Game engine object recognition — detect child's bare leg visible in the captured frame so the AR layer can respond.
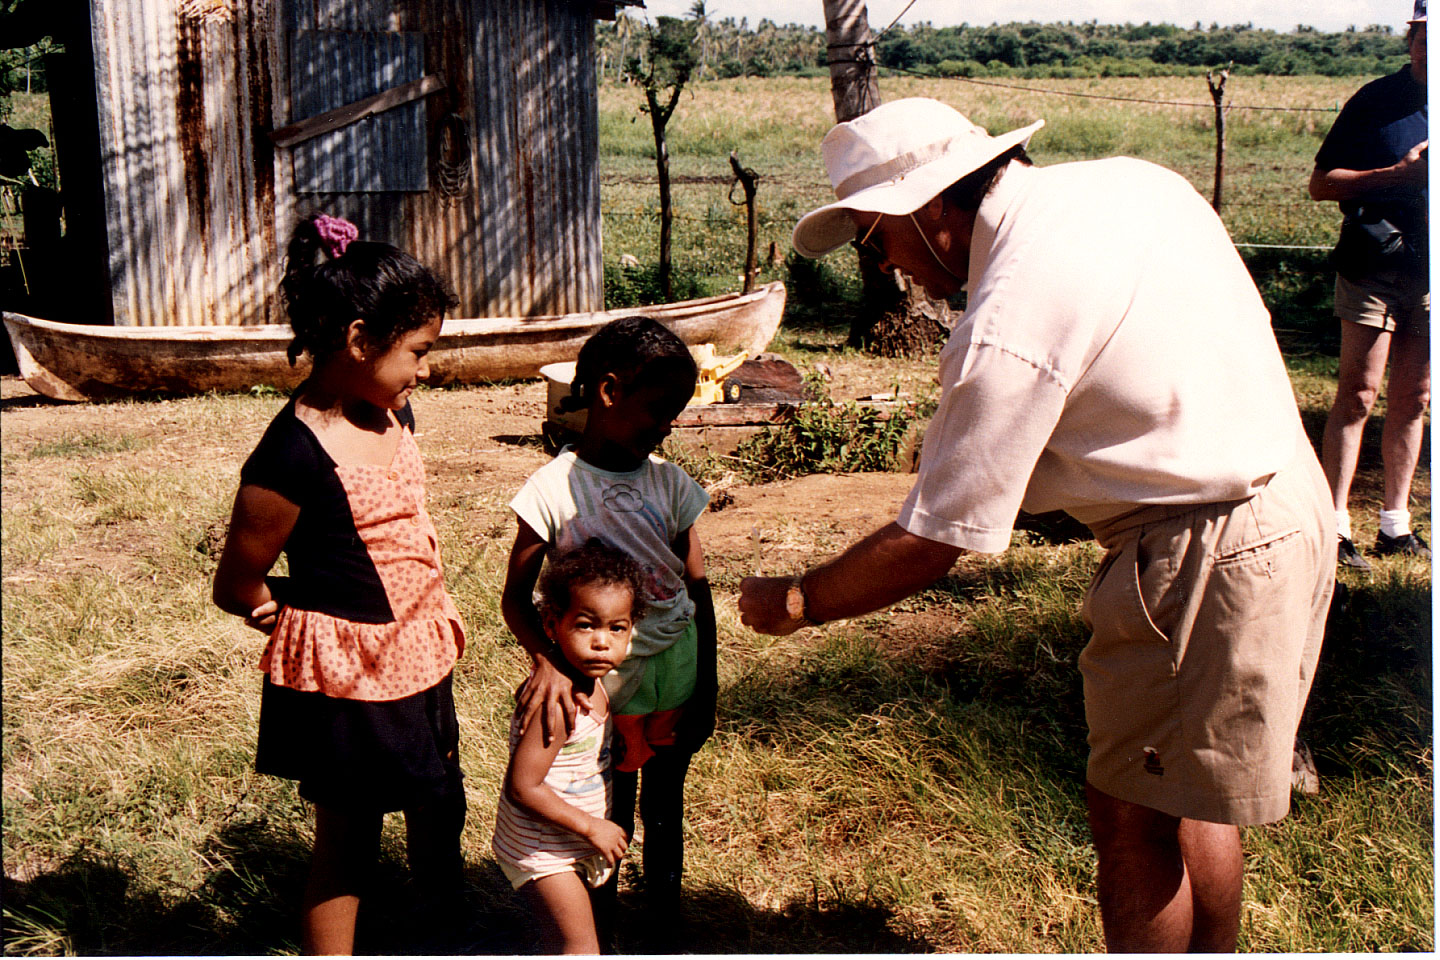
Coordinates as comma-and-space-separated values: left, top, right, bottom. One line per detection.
523, 870, 600, 955
590, 869, 619, 953
404, 793, 468, 949
302, 804, 382, 955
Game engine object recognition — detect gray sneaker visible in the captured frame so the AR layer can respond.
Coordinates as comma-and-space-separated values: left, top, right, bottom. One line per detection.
1337, 536, 1373, 572
1373, 530, 1432, 559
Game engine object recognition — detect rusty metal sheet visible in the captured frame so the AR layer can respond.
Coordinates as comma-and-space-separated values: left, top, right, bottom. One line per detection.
290, 30, 428, 192
85, 0, 604, 326
90, 0, 281, 326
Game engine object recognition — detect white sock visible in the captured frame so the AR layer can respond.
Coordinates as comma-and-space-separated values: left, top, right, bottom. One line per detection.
1379, 508, 1412, 539
1335, 510, 1353, 541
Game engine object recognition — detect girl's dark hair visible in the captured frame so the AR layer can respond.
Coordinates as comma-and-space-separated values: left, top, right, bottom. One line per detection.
940, 145, 1032, 212
280, 214, 459, 365
537, 538, 649, 622
557, 315, 698, 414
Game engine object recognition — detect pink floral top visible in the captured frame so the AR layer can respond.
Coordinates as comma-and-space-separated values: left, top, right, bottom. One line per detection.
242, 401, 465, 702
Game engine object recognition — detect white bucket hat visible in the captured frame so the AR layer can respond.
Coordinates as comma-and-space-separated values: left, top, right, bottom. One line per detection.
792, 98, 1044, 259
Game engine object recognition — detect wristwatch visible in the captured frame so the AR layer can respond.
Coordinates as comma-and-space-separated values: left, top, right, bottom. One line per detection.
784, 575, 821, 627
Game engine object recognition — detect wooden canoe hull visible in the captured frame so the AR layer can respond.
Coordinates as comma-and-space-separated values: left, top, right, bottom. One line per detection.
2, 282, 786, 402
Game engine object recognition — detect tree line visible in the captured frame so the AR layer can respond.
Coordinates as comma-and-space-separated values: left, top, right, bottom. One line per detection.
597, 13, 1410, 81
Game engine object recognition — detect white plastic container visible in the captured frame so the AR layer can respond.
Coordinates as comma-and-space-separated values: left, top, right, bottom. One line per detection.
539, 361, 587, 433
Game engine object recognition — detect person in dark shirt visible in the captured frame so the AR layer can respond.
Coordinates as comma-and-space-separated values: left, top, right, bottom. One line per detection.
1311, 0, 1431, 570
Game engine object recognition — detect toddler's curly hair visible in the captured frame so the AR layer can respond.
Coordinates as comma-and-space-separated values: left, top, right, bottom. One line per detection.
537, 538, 649, 622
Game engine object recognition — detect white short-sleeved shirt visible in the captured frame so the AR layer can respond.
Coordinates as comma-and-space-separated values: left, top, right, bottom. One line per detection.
511, 448, 709, 704
898, 158, 1302, 553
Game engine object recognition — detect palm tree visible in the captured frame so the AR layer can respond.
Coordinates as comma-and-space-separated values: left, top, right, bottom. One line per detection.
614, 9, 635, 82
688, 1, 711, 80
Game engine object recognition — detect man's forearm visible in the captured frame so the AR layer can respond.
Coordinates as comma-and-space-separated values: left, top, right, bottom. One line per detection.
1309, 162, 1422, 203
739, 522, 964, 635
801, 522, 964, 623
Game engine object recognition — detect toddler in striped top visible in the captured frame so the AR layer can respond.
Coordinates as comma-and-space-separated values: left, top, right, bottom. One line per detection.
492, 539, 646, 954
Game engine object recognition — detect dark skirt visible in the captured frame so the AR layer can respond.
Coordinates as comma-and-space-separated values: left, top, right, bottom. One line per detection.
256, 672, 463, 813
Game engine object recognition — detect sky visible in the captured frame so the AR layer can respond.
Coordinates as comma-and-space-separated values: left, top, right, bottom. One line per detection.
633, 1, 1417, 35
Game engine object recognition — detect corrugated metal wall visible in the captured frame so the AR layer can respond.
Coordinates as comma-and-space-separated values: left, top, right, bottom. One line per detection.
91, 0, 280, 326
288, 30, 429, 193
466, 0, 603, 318
90, 0, 602, 326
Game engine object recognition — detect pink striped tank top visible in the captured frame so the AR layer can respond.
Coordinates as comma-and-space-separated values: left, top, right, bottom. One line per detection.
491, 699, 613, 875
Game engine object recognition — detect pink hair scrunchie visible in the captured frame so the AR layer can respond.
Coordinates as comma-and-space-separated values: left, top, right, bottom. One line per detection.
313, 214, 358, 259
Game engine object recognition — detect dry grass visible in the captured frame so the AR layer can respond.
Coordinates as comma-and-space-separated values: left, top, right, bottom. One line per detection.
1, 350, 1429, 954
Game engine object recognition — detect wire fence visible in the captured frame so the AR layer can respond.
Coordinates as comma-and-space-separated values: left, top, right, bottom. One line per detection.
604, 46, 1361, 255
603, 180, 1325, 209
877, 63, 1342, 112
599, 209, 1331, 252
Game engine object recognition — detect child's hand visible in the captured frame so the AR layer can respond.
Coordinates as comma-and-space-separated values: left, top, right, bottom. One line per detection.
517, 654, 592, 746
245, 600, 280, 633
585, 818, 630, 866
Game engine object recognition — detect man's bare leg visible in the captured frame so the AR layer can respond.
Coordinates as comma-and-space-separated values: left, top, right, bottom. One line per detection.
1177, 817, 1243, 952
1087, 783, 1242, 953
1379, 326, 1431, 512
1321, 320, 1390, 512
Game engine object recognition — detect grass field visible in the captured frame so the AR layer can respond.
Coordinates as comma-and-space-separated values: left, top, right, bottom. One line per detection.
2, 73, 1433, 954
597, 74, 1361, 297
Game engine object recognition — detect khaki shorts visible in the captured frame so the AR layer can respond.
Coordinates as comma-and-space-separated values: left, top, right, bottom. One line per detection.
1335, 270, 1430, 336
1079, 439, 1335, 826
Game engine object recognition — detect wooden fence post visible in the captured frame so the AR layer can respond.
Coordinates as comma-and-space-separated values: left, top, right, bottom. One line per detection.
1206, 65, 1230, 213
729, 151, 759, 293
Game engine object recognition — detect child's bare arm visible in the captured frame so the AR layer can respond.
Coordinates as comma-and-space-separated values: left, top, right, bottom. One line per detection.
505, 720, 630, 865
213, 485, 300, 632
500, 520, 591, 743
673, 525, 717, 752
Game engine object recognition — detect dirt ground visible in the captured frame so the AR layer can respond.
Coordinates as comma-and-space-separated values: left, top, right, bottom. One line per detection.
0, 373, 919, 581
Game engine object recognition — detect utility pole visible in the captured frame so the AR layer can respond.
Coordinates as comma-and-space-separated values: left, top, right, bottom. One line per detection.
822, 0, 879, 122
819, 0, 950, 356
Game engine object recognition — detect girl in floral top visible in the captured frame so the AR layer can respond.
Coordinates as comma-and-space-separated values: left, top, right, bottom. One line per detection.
213, 214, 465, 955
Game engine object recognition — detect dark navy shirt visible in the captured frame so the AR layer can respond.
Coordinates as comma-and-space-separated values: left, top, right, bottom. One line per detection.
1314, 66, 1428, 231
240, 400, 416, 624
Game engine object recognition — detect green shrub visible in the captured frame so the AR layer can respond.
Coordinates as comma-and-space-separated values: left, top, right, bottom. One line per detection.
936, 59, 989, 77
731, 392, 918, 481
784, 249, 848, 305
603, 259, 704, 308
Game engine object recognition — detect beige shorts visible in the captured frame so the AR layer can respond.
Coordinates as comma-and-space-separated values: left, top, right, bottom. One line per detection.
498, 852, 614, 891
1079, 439, 1335, 826
1334, 270, 1430, 336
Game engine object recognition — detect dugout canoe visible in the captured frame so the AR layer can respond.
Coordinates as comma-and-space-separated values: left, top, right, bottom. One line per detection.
2, 282, 787, 403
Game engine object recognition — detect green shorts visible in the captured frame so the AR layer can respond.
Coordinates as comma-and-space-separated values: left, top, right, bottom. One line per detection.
614, 619, 697, 716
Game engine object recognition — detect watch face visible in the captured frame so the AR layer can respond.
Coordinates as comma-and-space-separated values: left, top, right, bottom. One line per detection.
785, 583, 806, 621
